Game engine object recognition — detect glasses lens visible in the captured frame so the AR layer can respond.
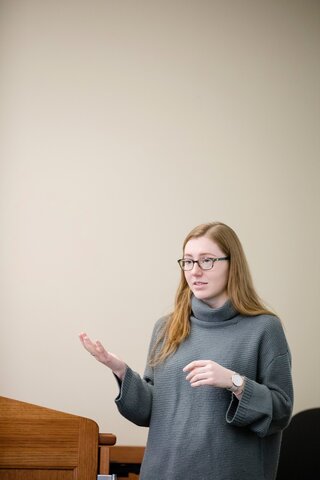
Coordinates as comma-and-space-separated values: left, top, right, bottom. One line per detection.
179, 259, 193, 270
199, 258, 214, 270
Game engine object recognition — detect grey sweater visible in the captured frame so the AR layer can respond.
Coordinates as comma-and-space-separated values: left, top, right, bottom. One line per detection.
115, 297, 293, 480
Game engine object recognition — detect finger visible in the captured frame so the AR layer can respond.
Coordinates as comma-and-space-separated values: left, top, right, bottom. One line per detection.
83, 337, 95, 350
94, 341, 109, 358
188, 370, 209, 382
95, 340, 106, 352
78, 332, 87, 344
185, 368, 207, 381
94, 341, 113, 363
189, 378, 209, 387
183, 360, 208, 372
79, 332, 92, 344
80, 335, 99, 356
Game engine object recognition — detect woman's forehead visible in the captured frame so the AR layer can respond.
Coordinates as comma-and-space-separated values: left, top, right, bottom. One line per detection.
184, 236, 222, 255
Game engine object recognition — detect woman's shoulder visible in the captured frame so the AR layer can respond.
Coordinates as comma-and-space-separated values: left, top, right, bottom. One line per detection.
153, 314, 170, 332
240, 312, 286, 341
251, 312, 281, 325
252, 312, 283, 332
149, 314, 170, 340
247, 313, 290, 354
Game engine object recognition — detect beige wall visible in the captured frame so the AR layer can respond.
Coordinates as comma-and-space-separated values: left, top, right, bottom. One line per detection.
1, 0, 319, 445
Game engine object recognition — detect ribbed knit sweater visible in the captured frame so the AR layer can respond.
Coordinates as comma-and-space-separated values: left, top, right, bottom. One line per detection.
115, 297, 293, 480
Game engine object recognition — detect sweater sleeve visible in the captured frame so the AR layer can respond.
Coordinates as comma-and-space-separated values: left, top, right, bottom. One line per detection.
114, 365, 154, 426
226, 317, 294, 438
114, 316, 165, 427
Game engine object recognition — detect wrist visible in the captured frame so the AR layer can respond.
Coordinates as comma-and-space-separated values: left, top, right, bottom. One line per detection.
113, 364, 126, 381
227, 372, 245, 394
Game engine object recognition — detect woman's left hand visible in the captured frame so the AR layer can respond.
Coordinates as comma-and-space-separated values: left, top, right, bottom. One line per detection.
183, 360, 233, 389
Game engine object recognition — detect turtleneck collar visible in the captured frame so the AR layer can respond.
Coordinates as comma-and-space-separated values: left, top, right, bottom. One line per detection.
191, 295, 239, 324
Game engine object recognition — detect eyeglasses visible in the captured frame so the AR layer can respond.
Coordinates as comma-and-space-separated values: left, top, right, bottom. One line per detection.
177, 256, 230, 271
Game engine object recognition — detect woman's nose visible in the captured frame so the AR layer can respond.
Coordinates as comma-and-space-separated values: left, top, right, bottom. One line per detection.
192, 262, 203, 274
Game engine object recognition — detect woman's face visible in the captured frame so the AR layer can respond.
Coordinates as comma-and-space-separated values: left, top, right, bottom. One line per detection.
183, 236, 229, 309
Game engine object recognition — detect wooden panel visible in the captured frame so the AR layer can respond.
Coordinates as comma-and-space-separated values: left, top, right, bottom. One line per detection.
0, 470, 74, 480
0, 396, 99, 480
1, 418, 80, 467
109, 446, 145, 464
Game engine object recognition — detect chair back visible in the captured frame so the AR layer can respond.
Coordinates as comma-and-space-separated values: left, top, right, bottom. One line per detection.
276, 408, 320, 480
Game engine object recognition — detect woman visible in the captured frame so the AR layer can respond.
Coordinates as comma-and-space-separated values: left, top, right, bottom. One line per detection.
79, 221, 293, 480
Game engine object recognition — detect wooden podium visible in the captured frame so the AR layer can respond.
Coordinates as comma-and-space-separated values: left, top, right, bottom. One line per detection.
0, 396, 116, 480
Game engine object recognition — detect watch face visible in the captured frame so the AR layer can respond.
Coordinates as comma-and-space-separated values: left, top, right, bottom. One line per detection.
232, 374, 243, 387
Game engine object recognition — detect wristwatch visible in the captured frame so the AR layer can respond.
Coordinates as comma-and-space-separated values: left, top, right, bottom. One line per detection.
227, 373, 244, 393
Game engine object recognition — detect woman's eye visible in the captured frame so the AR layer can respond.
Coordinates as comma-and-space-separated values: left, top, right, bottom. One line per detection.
202, 258, 212, 264
183, 260, 193, 266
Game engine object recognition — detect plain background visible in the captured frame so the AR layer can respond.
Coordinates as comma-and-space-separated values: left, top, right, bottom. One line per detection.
1, 0, 319, 445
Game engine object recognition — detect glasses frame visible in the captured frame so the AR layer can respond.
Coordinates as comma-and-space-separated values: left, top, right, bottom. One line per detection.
177, 256, 230, 271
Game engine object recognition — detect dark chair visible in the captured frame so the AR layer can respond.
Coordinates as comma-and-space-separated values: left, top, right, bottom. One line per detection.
276, 408, 320, 480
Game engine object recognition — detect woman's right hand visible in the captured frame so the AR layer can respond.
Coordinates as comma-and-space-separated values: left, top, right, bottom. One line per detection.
78, 332, 126, 380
